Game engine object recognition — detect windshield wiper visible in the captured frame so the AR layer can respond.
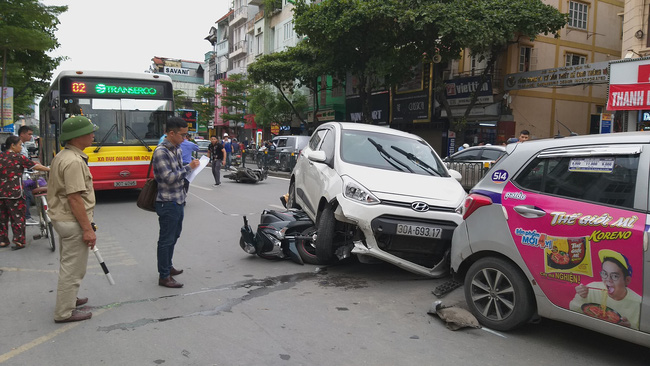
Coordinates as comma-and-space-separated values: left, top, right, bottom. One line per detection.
94, 123, 117, 153
390, 145, 442, 177
367, 138, 413, 173
125, 125, 152, 152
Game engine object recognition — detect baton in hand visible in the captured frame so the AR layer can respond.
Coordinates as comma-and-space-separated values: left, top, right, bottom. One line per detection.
92, 245, 115, 285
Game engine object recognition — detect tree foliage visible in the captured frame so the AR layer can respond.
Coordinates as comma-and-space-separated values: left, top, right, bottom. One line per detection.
248, 40, 330, 123
219, 74, 250, 126
195, 86, 216, 133
0, 0, 67, 119
292, 0, 567, 127
248, 84, 307, 129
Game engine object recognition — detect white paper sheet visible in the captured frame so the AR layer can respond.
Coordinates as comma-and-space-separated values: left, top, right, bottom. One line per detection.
186, 155, 210, 183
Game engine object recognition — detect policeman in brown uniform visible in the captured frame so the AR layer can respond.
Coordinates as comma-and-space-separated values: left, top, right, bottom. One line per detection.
49, 116, 99, 323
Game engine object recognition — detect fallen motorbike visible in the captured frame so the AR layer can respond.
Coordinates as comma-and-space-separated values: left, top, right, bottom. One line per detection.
240, 208, 319, 265
224, 167, 268, 183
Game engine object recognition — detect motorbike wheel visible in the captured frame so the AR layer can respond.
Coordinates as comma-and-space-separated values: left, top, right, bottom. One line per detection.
315, 203, 338, 263
279, 157, 289, 172
297, 226, 320, 265
287, 181, 300, 209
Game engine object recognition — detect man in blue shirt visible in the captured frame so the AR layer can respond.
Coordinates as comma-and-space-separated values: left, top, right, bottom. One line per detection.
152, 117, 199, 288
223, 133, 232, 170
180, 135, 199, 164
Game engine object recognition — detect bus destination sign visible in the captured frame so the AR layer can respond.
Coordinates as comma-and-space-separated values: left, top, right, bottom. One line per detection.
62, 78, 170, 98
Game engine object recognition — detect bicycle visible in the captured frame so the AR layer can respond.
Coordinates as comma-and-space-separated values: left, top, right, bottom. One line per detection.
25, 170, 55, 252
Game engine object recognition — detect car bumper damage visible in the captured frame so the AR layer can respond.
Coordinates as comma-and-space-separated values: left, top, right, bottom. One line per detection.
335, 195, 462, 278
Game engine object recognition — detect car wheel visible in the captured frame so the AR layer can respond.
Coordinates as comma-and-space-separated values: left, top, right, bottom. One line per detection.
464, 257, 535, 331
315, 204, 337, 263
287, 181, 300, 209
296, 226, 320, 265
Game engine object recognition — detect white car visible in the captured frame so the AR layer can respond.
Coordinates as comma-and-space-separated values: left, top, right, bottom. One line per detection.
288, 122, 466, 277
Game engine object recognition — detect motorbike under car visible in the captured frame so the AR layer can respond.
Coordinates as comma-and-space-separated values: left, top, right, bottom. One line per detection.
240, 209, 319, 265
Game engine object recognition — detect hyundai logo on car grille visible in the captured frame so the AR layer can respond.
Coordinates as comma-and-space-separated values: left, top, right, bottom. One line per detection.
119, 170, 131, 178
411, 201, 429, 212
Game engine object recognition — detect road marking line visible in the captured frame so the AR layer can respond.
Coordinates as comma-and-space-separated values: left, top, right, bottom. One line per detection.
0, 308, 107, 363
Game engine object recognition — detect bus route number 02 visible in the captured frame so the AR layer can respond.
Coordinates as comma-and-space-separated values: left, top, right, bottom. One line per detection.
72, 82, 87, 93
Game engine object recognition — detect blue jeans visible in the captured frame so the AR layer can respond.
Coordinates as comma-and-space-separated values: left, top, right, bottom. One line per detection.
155, 201, 184, 279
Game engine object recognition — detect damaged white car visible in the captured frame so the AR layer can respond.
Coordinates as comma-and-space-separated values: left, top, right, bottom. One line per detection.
287, 122, 466, 277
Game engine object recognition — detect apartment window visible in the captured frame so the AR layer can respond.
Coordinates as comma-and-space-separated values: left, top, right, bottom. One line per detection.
283, 21, 294, 41
519, 47, 532, 72
568, 1, 588, 30
256, 33, 263, 55
470, 54, 487, 75
565, 53, 586, 66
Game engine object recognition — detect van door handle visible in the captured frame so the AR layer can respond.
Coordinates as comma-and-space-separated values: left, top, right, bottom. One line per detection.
513, 205, 546, 218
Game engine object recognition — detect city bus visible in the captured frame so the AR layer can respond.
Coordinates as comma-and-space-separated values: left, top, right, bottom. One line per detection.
39, 71, 174, 190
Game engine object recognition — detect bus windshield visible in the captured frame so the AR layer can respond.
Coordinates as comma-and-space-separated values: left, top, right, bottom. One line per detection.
62, 97, 173, 145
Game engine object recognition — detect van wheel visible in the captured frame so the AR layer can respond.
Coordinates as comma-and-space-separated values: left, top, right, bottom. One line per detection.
315, 204, 337, 263
464, 257, 535, 331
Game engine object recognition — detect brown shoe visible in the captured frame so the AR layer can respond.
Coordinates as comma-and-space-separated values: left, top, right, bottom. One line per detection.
55, 309, 92, 323
75, 297, 88, 307
170, 267, 183, 276
159, 276, 183, 288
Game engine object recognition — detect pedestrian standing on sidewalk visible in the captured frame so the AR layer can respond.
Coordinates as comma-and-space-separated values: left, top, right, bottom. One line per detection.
208, 136, 226, 187
48, 116, 98, 323
223, 133, 232, 170
17, 125, 37, 226
153, 117, 199, 288
180, 134, 199, 192
0, 136, 49, 250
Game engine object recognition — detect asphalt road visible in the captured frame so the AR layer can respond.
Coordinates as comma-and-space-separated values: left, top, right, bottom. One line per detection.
1, 168, 649, 365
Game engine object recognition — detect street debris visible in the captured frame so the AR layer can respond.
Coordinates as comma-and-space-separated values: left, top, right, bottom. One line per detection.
428, 300, 481, 331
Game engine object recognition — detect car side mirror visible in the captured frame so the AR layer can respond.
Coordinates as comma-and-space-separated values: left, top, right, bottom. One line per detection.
307, 150, 327, 163
448, 169, 462, 182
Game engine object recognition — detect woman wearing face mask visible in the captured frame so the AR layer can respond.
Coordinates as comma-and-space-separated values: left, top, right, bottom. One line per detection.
0, 135, 49, 250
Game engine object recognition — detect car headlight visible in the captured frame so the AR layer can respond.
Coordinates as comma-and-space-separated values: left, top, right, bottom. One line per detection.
342, 175, 380, 205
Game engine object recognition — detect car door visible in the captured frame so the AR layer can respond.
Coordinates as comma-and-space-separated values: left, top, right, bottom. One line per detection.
501, 145, 648, 331
295, 128, 328, 217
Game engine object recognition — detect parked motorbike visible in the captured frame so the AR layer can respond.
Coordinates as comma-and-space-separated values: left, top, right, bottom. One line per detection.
240, 209, 319, 265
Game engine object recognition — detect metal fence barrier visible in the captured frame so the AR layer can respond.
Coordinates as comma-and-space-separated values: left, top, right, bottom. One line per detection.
241, 150, 298, 172
445, 162, 491, 191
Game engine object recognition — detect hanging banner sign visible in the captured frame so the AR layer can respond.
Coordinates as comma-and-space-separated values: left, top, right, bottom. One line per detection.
606, 83, 650, 110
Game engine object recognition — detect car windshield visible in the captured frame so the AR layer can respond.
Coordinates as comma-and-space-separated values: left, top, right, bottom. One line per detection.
340, 129, 447, 176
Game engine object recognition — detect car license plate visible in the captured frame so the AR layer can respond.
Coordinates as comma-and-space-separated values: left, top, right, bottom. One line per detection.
114, 181, 137, 187
396, 224, 442, 238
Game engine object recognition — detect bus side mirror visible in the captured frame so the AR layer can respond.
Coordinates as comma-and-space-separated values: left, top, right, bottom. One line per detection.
48, 90, 60, 124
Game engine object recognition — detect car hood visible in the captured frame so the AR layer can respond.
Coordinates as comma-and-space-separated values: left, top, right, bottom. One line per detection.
339, 165, 466, 208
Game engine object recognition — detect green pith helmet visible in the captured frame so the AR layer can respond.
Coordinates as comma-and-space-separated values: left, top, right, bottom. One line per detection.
59, 115, 99, 142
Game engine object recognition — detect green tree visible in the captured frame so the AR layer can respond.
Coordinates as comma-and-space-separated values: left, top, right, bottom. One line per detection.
294, 0, 417, 124
248, 40, 331, 124
401, 0, 567, 132
293, 0, 566, 127
194, 86, 215, 134
0, 0, 67, 120
248, 84, 308, 129
173, 90, 190, 111
219, 74, 249, 127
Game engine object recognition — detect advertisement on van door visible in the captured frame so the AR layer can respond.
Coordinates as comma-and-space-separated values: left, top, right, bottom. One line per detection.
501, 182, 644, 329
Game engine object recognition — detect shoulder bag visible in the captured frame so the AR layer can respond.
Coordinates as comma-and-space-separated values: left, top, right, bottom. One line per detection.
136, 150, 158, 212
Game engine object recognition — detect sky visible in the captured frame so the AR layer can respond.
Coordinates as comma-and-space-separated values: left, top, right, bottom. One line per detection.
41, 0, 232, 81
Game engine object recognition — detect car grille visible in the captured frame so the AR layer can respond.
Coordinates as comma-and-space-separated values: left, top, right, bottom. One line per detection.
370, 215, 458, 267
380, 200, 457, 213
